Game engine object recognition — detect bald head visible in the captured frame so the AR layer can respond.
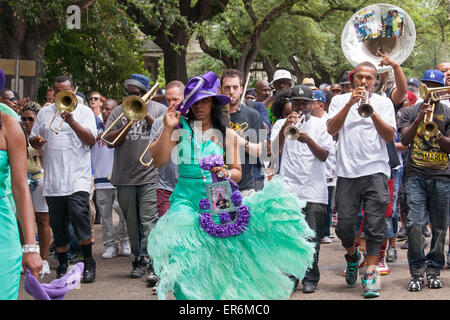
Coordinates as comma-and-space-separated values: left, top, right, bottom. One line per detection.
101, 99, 118, 122
255, 80, 272, 102
436, 62, 450, 86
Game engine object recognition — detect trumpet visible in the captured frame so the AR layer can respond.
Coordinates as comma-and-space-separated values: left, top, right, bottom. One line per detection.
419, 83, 450, 102
284, 113, 306, 140
101, 83, 159, 148
357, 88, 373, 118
49, 88, 78, 134
422, 98, 439, 138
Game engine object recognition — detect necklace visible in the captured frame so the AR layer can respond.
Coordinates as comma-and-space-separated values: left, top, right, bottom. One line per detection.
190, 120, 208, 182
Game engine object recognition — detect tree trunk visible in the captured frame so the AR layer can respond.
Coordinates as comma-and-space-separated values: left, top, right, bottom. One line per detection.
162, 40, 189, 84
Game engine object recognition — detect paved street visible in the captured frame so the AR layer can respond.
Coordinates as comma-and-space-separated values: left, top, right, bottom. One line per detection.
18, 223, 450, 300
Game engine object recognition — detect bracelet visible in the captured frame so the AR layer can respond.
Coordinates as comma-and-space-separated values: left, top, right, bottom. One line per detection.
226, 169, 232, 179
22, 244, 40, 254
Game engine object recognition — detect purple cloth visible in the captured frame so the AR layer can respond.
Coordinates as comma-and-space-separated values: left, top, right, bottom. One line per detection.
0, 68, 5, 91
24, 263, 84, 300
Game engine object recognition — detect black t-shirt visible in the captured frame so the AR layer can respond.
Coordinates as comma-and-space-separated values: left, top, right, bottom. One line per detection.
398, 102, 450, 180
230, 104, 266, 191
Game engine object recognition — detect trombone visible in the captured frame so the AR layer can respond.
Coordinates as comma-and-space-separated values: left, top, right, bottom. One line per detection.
49, 88, 78, 134
101, 83, 159, 147
284, 113, 306, 140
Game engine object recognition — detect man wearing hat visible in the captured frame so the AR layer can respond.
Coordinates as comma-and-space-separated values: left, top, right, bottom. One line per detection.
103, 74, 167, 279
398, 69, 450, 292
328, 61, 396, 298
339, 71, 352, 94
271, 85, 333, 294
302, 77, 318, 90
264, 69, 295, 124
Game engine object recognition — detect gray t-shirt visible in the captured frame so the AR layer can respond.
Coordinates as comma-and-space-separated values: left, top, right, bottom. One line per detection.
398, 101, 450, 181
106, 100, 167, 186
150, 116, 179, 191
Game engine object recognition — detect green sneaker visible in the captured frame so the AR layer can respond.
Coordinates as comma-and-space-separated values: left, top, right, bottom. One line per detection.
344, 251, 361, 286
362, 271, 380, 298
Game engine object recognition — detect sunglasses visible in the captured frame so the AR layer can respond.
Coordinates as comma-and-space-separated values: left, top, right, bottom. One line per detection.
21, 117, 35, 122
89, 97, 100, 101
6, 97, 17, 102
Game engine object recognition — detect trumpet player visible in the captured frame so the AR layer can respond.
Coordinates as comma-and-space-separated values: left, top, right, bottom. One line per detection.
271, 85, 333, 293
29, 75, 98, 283
398, 69, 450, 292
327, 61, 396, 298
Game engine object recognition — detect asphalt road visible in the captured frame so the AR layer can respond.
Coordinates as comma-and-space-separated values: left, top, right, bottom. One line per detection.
18, 223, 450, 301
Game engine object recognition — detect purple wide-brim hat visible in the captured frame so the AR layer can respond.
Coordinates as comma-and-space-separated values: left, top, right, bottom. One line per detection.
177, 71, 231, 116
0, 68, 5, 91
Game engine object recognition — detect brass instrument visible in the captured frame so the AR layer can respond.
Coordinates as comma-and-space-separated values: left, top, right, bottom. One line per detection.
49, 88, 78, 134
418, 83, 450, 138
419, 83, 450, 102
357, 88, 374, 118
101, 83, 159, 147
284, 113, 306, 140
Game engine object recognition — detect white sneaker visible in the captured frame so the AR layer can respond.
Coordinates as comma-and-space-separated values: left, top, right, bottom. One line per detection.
121, 240, 131, 256
102, 245, 118, 259
320, 236, 332, 244
40, 260, 51, 278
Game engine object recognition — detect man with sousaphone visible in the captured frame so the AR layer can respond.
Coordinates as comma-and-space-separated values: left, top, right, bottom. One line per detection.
102, 74, 166, 280
29, 75, 98, 283
398, 69, 450, 292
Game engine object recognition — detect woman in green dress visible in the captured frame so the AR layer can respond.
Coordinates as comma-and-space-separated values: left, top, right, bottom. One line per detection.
0, 110, 42, 300
148, 71, 315, 300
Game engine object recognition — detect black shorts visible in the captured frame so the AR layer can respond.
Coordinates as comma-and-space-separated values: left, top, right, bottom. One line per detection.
46, 191, 91, 247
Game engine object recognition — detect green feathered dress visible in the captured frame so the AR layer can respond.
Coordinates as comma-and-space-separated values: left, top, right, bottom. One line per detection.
147, 118, 315, 300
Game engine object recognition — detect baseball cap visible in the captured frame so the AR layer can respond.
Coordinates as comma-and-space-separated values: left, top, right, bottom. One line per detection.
291, 85, 313, 101
302, 77, 318, 90
270, 69, 292, 85
313, 90, 326, 103
339, 71, 351, 85
407, 78, 419, 87
421, 70, 445, 86
124, 74, 150, 93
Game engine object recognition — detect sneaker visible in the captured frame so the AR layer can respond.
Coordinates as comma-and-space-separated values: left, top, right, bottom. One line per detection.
130, 258, 146, 278
39, 260, 51, 278
152, 281, 159, 295
56, 263, 68, 279
342, 249, 366, 277
302, 282, 317, 294
344, 251, 361, 286
320, 236, 332, 244
121, 240, 131, 256
289, 274, 299, 292
397, 227, 407, 241
408, 273, 424, 292
426, 271, 443, 289
401, 240, 408, 249
69, 252, 84, 264
376, 248, 390, 275
329, 234, 335, 239
362, 271, 380, 298
386, 247, 397, 262
102, 245, 118, 259
146, 262, 160, 287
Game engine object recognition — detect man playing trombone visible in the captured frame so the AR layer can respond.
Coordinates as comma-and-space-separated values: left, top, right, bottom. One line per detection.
29, 75, 98, 283
102, 74, 166, 279
327, 61, 396, 298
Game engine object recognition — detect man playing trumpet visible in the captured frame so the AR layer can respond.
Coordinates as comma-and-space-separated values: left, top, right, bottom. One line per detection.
271, 84, 333, 293
327, 62, 396, 298
398, 69, 450, 292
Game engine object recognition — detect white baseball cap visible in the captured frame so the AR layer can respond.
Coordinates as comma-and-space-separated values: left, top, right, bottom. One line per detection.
270, 69, 292, 85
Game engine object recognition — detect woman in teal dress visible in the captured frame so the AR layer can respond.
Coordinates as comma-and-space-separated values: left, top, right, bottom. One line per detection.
148, 71, 315, 300
0, 111, 42, 300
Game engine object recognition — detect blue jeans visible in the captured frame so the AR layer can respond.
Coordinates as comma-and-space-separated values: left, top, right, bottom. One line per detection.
392, 167, 403, 234
405, 176, 449, 273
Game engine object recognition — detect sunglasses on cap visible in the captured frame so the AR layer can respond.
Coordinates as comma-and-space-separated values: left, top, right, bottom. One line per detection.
21, 116, 34, 122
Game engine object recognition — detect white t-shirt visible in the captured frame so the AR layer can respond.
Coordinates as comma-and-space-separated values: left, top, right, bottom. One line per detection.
317, 112, 337, 186
30, 103, 97, 196
328, 92, 396, 178
271, 115, 333, 204
91, 121, 115, 190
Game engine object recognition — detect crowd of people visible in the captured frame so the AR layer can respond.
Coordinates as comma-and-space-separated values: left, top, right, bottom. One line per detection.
0, 55, 449, 300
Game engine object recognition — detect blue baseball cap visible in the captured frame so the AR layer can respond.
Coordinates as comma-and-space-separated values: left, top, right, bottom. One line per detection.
124, 74, 150, 93
421, 70, 445, 86
313, 90, 326, 103
407, 78, 419, 87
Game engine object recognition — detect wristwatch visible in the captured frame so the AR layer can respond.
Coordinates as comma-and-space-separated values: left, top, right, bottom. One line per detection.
22, 244, 40, 254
